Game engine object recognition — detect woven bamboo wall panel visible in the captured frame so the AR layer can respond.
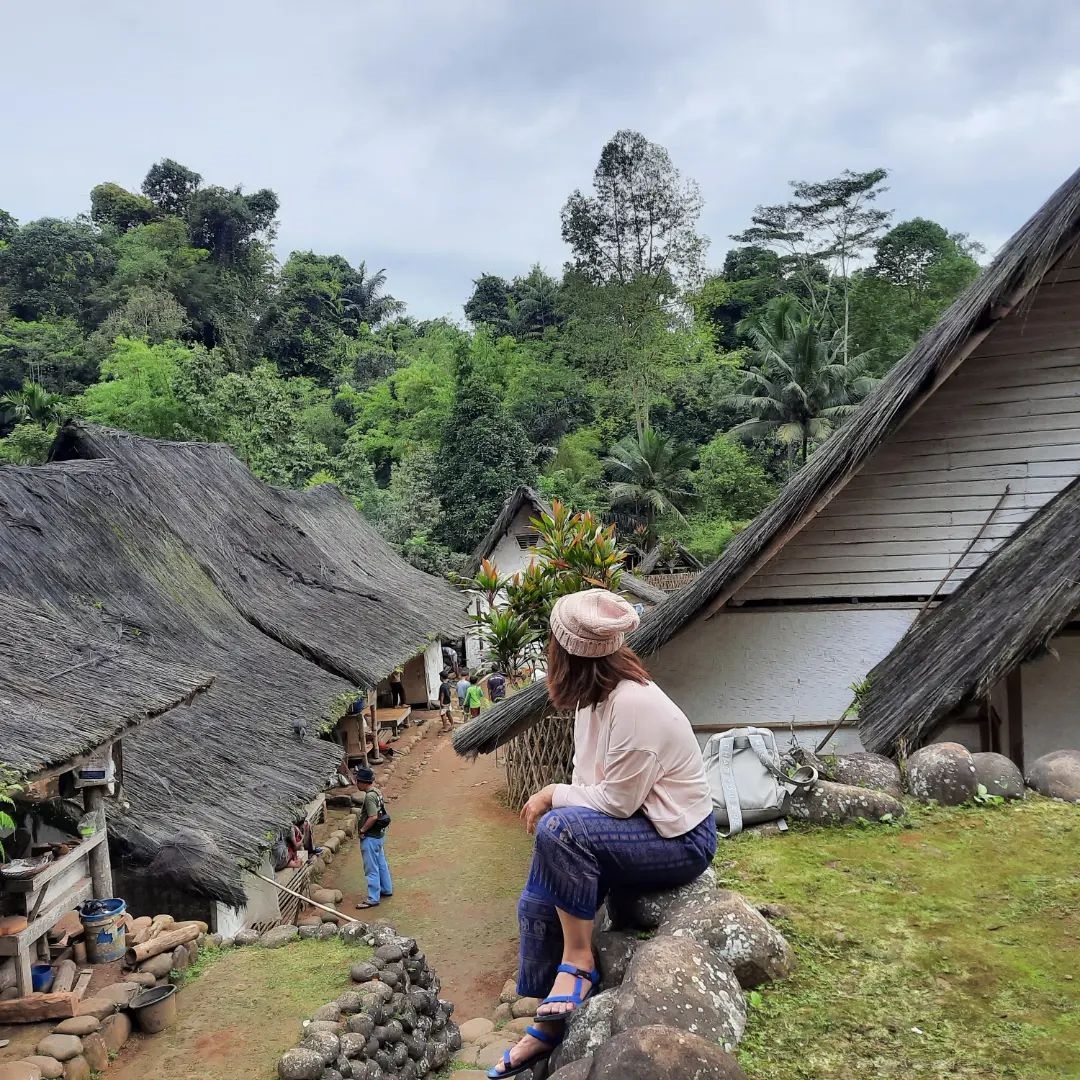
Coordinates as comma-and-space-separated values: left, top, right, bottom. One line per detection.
504, 713, 575, 810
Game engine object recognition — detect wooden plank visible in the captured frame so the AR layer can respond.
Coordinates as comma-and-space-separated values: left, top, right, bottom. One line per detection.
928, 360, 1080, 394
0, 992, 76, 1024
0, 878, 93, 956
896, 411, 1080, 443
72, 969, 92, 1000
819, 492, 1046, 517
737, 580, 966, 602
841, 476, 1070, 500
888, 427, 1080, 457
749, 566, 975, 589
786, 522, 1019, 546
765, 552, 984, 576
5, 832, 105, 895
785, 536, 1008, 561
1007, 668, 1024, 771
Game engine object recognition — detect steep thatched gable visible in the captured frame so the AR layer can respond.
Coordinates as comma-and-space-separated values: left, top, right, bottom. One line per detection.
857, 477, 1080, 753
455, 166, 1080, 757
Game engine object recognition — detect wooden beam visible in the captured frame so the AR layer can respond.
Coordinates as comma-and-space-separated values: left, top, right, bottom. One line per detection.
0, 992, 76, 1023
1006, 667, 1025, 770
5, 831, 106, 894
698, 255, 1072, 626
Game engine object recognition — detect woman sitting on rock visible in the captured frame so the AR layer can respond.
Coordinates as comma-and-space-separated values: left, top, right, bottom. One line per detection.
489, 589, 717, 1078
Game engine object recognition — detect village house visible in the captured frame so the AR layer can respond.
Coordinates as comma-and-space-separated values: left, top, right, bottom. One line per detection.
0, 424, 467, 933
459, 166, 1080, 772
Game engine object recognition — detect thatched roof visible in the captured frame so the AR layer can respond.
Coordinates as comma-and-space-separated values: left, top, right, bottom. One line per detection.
1, 425, 467, 905
636, 540, 704, 575
0, 594, 213, 781
55, 425, 467, 686
858, 477, 1080, 753
464, 484, 668, 606
455, 166, 1080, 757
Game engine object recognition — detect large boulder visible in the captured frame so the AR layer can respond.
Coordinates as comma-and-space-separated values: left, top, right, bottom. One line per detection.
905, 742, 978, 805
660, 889, 795, 988
971, 752, 1025, 799
829, 752, 903, 797
591, 928, 639, 990
548, 989, 618, 1070
611, 936, 746, 1049
787, 779, 904, 825
34, 1037, 82, 1064
1026, 749, 1080, 802
607, 867, 717, 930
549, 1025, 747, 1080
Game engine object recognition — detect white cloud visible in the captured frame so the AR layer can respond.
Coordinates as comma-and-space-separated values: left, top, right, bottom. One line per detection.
2, 0, 1077, 316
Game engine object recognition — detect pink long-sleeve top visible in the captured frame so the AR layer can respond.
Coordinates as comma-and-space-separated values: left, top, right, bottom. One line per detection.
550, 678, 713, 838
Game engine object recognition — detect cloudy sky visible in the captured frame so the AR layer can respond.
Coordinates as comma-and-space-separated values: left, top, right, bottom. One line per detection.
4, 1, 1078, 318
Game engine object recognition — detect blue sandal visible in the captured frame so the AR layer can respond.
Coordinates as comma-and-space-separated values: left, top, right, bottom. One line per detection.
486, 1024, 562, 1078
533, 962, 600, 1022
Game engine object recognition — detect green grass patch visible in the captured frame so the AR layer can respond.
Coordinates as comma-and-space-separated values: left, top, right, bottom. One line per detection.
725, 798, 1080, 1079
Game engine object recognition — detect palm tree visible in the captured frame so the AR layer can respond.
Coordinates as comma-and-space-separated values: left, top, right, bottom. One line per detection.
340, 262, 405, 328
0, 380, 67, 429
604, 426, 695, 540
726, 296, 878, 468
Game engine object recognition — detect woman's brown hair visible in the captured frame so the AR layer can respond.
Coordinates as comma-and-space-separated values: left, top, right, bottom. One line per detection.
546, 636, 650, 710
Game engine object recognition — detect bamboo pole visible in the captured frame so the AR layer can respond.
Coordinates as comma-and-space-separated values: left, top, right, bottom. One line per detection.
252, 873, 362, 925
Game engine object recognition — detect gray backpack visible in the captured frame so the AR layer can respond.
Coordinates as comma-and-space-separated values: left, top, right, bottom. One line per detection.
703, 727, 817, 836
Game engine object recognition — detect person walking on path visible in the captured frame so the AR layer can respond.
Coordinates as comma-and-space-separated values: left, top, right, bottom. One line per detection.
354, 767, 393, 909
464, 673, 485, 719
456, 671, 472, 720
487, 668, 508, 703
488, 589, 717, 1078
438, 670, 455, 733
389, 668, 407, 708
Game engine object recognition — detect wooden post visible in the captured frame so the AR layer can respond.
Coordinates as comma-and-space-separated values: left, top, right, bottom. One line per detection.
82, 787, 113, 898
1006, 668, 1025, 771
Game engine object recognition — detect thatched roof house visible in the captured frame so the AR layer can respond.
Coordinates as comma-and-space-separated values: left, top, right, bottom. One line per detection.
858, 476, 1080, 757
1, 424, 467, 909
457, 165, 1080, 764
465, 485, 668, 607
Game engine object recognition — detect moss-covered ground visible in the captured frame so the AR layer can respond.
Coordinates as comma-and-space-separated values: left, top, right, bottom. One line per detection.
726, 798, 1079, 1079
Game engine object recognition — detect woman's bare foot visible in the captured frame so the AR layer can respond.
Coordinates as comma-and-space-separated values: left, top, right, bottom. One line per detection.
534, 952, 597, 1020
490, 1020, 560, 1075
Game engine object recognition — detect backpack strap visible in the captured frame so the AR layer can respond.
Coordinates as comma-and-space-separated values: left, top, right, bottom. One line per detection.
716, 735, 744, 838
745, 732, 818, 789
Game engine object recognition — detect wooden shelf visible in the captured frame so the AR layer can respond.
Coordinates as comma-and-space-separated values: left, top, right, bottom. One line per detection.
3, 832, 105, 895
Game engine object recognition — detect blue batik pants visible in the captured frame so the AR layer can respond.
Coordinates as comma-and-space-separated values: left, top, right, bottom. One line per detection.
360, 835, 393, 905
516, 806, 717, 997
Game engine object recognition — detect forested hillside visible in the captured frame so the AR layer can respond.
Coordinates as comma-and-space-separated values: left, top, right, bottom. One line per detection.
0, 133, 982, 571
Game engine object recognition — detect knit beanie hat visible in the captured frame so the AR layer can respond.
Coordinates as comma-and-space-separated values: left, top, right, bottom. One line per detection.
549, 588, 640, 658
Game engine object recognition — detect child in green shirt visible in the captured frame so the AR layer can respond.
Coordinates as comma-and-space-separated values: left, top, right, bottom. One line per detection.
464, 674, 485, 718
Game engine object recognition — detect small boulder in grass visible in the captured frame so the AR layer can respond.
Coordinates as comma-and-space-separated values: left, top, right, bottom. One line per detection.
510, 996, 542, 1019
829, 752, 903, 797
234, 928, 260, 946
905, 742, 978, 805
787, 778, 905, 825
971, 752, 1026, 799
27, 1059, 64, 1080
35, 1036, 83, 1063
1026, 749, 1080, 803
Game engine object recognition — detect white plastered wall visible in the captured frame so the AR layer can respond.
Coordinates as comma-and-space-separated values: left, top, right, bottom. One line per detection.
1020, 633, 1080, 761
652, 606, 919, 753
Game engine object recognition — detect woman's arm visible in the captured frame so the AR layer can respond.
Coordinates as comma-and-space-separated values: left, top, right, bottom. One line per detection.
551, 745, 661, 819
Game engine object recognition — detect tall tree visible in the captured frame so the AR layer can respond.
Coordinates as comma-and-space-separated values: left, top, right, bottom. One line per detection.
0, 380, 67, 428
0, 218, 115, 326
89, 183, 158, 231
604, 425, 696, 540
0, 210, 17, 247
141, 159, 203, 218
726, 296, 878, 468
434, 375, 537, 551
731, 168, 891, 358
340, 262, 404, 328
561, 130, 706, 288
464, 273, 513, 333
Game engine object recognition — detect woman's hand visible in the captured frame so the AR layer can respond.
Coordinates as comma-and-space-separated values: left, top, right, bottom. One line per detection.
521, 785, 556, 834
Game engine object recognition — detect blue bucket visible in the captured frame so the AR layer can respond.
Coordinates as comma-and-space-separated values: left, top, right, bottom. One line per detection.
78, 898, 127, 964
31, 964, 53, 992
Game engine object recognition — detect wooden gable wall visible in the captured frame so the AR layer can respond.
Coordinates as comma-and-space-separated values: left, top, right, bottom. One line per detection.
735, 249, 1080, 603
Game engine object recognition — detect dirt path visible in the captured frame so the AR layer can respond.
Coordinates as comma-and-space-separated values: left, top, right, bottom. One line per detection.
324, 725, 532, 1019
